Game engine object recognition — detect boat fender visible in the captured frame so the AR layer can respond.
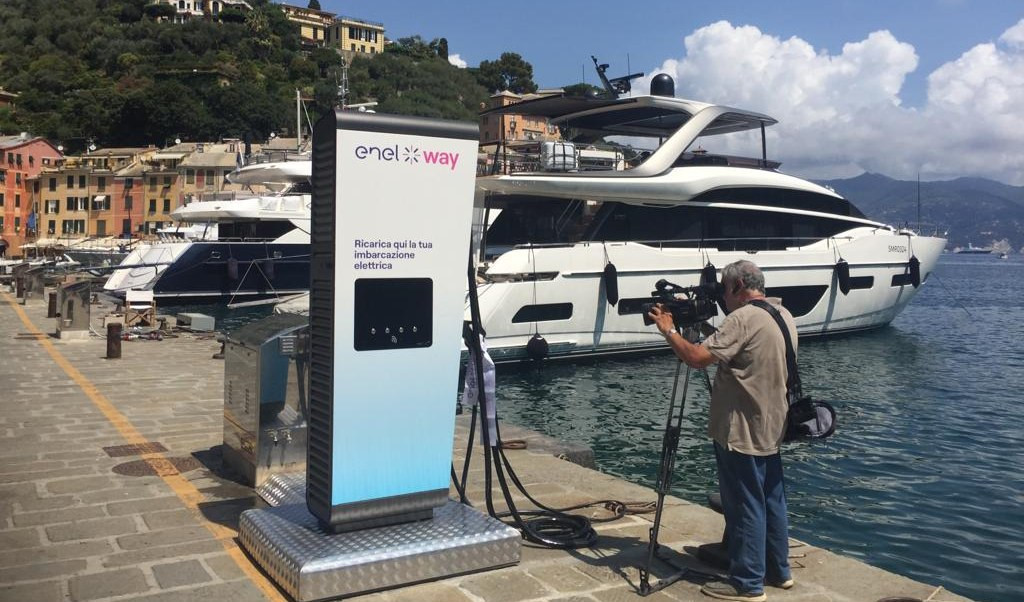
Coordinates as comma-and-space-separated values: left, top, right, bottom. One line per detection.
526, 333, 549, 362
227, 257, 239, 280
700, 262, 718, 287
603, 262, 619, 306
908, 255, 921, 288
835, 259, 851, 295
262, 258, 275, 280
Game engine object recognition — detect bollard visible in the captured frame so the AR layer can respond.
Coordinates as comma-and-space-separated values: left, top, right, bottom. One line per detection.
15, 276, 24, 298
47, 292, 58, 318
106, 323, 123, 359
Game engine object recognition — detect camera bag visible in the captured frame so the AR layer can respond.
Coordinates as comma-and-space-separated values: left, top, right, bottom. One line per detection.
749, 300, 837, 442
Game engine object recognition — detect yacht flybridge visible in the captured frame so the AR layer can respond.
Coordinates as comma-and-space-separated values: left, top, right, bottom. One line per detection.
471, 71, 945, 363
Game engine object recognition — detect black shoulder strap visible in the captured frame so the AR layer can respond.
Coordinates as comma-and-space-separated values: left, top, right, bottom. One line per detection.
748, 299, 802, 400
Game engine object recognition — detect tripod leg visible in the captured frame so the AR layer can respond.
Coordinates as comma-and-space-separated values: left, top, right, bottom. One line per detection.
639, 361, 692, 595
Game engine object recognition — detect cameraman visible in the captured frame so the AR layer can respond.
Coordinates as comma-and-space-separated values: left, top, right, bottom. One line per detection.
647, 259, 795, 602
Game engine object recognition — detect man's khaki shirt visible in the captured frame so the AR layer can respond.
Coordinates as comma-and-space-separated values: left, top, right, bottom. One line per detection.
701, 297, 797, 456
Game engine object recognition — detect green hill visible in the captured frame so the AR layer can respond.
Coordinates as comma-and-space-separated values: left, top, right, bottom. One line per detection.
0, 0, 492, 152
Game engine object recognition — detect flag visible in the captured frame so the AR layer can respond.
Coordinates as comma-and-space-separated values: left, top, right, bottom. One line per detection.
235, 151, 244, 170
26, 211, 37, 232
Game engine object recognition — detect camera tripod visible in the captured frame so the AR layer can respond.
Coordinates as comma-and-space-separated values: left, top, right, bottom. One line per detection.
637, 327, 717, 596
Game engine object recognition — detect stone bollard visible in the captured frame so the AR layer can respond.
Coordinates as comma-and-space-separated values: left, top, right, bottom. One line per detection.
15, 276, 24, 299
47, 292, 58, 318
106, 323, 123, 359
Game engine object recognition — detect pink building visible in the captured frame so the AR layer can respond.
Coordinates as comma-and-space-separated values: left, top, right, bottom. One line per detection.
0, 135, 62, 258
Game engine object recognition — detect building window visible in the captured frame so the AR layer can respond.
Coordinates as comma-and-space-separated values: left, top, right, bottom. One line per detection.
15, 194, 20, 208
29, 155, 34, 167
205, 170, 214, 189
149, 199, 157, 214
15, 173, 21, 186
163, 199, 171, 213
97, 177, 106, 191
163, 176, 172, 186
360, 45, 366, 52
370, 46, 375, 54
149, 177, 157, 192
46, 200, 59, 214
186, 169, 195, 184
78, 175, 86, 188
351, 43, 356, 51
14, 217, 20, 232
124, 178, 134, 189
48, 220, 56, 234
67, 175, 74, 188
124, 196, 133, 211
0, 193, 3, 206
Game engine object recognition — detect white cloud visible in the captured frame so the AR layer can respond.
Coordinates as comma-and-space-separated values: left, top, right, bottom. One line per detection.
448, 53, 468, 69
640, 19, 1024, 185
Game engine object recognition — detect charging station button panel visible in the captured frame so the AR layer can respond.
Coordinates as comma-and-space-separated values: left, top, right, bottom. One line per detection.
353, 278, 433, 351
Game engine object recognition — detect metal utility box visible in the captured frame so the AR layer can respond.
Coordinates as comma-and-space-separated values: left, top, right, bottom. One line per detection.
177, 312, 215, 332
23, 266, 48, 300
56, 280, 92, 339
222, 313, 310, 488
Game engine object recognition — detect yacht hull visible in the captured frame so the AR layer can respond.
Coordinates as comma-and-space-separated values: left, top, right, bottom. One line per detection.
472, 232, 945, 364
104, 241, 310, 301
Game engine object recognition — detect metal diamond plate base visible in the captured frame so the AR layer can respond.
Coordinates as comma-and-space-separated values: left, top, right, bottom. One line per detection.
240, 478, 520, 601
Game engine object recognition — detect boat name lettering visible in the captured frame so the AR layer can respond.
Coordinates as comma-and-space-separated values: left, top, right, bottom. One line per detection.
353, 144, 460, 171
888, 245, 907, 253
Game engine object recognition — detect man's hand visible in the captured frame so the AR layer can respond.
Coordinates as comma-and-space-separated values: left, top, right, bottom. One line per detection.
647, 304, 677, 336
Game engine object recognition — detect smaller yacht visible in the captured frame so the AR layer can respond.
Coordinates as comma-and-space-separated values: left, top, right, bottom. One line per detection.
103, 160, 311, 302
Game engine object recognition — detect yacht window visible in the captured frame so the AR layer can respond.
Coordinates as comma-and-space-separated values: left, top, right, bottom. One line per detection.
848, 276, 873, 290
511, 303, 573, 323
589, 203, 857, 250
764, 285, 828, 318
485, 196, 588, 250
288, 180, 313, 194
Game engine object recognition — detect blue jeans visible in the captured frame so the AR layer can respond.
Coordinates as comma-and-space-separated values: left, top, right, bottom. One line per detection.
714, 441, 791, 593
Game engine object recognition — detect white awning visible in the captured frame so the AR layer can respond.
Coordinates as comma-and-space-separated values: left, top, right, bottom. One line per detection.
93, 195, 107, 202
151, 152, 188, 160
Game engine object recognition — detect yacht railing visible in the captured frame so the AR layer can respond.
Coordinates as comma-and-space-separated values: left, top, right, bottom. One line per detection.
478, 140, 630, 176
494, 235, 860, 254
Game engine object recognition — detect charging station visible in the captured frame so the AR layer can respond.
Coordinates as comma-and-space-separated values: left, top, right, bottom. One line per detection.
239, 111, 520, 601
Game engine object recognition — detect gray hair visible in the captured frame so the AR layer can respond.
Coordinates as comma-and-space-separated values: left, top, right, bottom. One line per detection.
721, 260, 765, 293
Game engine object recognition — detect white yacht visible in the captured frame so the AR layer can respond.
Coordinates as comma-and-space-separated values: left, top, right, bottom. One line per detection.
468, 72, 945, 363
103, 160, 311, 302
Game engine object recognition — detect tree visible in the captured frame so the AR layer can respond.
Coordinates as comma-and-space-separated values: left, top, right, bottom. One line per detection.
436, 37, 449, 61
308, 0, 321, 9
475, 52, 537, 94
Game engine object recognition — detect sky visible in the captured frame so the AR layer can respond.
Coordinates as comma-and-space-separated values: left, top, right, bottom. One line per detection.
316, 1, 1024, 185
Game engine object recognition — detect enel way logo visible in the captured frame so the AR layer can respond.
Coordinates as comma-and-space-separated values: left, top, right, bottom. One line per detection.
354, 143, 461, 171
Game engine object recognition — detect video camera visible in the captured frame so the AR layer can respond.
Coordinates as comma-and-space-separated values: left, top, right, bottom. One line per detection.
641, 279, 722, 327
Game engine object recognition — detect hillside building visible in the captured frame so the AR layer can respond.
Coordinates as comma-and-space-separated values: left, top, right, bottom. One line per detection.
0, 135, 62, 258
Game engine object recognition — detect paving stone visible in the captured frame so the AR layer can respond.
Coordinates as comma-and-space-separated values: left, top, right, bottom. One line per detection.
15, 494, 75, 511
151, 559, 213, 589
0, 559, 87, 584
45, 515, 138, 542
102, 539, 224, 567
143, 508, 199, 530
11, 504, 106, 527
202, 553, 246, 581
117, 525, 212, 550
43, 475, 113, 495
128, 579, 269, 602
526, 564, 604, 593
106, 495, 183, 515
0, 540, 113, 569
0, 580, 64, 602
460, 569, 551, 602
78, 484, 159, 504
0, 526, 41, 549
68, 567, 151, 600
591, 585, 680, 602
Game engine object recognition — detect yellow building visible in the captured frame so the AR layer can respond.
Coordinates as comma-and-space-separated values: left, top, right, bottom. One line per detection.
479, 90, 562, 146
278, 3, 334, 46
326, 15, 385, 56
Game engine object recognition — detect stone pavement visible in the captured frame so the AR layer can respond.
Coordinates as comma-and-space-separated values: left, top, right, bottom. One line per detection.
0, 288, 971, 602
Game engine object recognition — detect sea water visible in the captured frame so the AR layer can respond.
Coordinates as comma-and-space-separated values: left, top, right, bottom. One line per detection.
496, 254, 1024, 602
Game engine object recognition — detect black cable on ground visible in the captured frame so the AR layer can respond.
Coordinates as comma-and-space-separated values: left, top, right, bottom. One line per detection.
459, 249, 652, 549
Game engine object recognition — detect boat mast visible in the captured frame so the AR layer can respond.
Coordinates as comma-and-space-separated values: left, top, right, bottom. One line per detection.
296, 89, 301, 152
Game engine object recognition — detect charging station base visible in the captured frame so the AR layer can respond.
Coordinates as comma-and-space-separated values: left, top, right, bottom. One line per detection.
239, 474, 521, 601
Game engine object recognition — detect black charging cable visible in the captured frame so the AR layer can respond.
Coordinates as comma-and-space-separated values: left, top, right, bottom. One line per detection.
457, 250, 600, 549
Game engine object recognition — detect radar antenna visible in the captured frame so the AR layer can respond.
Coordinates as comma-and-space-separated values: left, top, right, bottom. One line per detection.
591, 56, 644, 99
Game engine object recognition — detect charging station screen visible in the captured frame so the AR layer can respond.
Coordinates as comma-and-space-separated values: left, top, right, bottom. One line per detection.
353, 278, 433, 351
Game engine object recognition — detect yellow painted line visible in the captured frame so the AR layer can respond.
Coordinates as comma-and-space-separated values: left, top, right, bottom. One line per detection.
2, 293, 286, 602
